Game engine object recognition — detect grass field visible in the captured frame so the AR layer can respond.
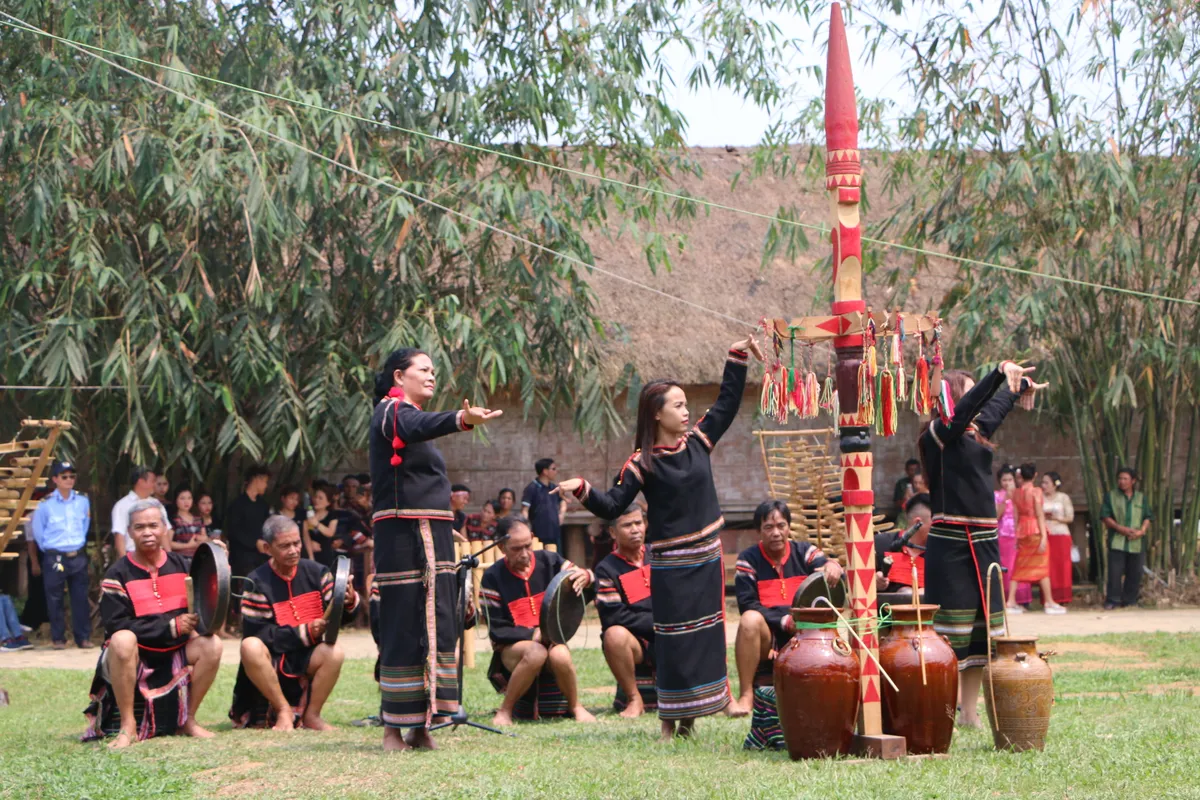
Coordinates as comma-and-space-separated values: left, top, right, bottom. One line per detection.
2, 632, 1199, 799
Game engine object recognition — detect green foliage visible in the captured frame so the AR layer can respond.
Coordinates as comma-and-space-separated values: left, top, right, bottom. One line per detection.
0, 0, 808, 495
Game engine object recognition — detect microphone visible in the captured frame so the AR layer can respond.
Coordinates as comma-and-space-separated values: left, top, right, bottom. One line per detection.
891, 519, 924, 552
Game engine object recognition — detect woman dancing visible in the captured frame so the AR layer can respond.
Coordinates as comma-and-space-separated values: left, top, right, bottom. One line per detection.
920, 361, 1045, 728
557, 337, 763, 739
370, 348, 502, 751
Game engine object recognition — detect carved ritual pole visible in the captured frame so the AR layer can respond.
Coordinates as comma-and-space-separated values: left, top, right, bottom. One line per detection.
825, 3, 892, 751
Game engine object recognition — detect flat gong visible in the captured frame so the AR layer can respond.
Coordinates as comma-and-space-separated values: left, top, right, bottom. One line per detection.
190, 542, 231, 635
324, 555, 352, 646
540, 570, 586, 646
792, 571, 848, 610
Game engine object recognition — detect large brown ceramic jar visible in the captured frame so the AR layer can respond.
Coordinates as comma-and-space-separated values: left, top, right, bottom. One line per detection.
878, 603, 958, 754
773, 607, 860, 759
984, 636, 1054, 751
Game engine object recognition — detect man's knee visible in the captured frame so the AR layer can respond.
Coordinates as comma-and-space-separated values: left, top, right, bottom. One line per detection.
739, 610, 769, 636
547, 644, 574, 669
318, 642, 345, 667
603, 625, 632, 653
522, 642, 549, 668
240, 636, 269, 662
108, 629, 138, 658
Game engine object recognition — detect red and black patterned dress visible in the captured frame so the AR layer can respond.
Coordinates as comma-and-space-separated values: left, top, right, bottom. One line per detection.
574, 347, 748, 721
229, 558, 359, 727
594, 547, 657, 711
83, 551, 194, 742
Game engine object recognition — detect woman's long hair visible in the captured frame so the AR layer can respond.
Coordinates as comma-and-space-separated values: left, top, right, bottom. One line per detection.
634, 380, 681, 476
373, 347, 427, 403
918, 368, 994, 478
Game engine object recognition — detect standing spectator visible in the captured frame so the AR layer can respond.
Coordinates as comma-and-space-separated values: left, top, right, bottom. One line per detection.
339, 474, 362, 509
276, 485, 306, 529
522, 459, 565, 549
1102, 466, 1152, 610
154, 474, 174, 517
0, 593, 34, 651
29, 460, 93, 649
464, 500, 499, 542
994, 466, 1023, 604
1040, 471, 1075, 606
497, 488, 516, 517
302, 483, 340, 568
1008, 463, 1066, 614
170, 486, 210, 560
226, 465, 272, 581
21, 477, 50, 634
111, 466, 168, 557
196, 492, 222, 538
892, 459, 921, 515
450, 484, 471, 535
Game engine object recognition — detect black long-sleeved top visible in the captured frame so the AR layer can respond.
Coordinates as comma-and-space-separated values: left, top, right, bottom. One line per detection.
735, 541, 827, 640
480, 550, 591, 645
225, 492, 270, 569
593, 549, 654, 640
99, 551, 192, 652
369, 396, 472, 523
573, 349, 749, 547
239, 558, 360, 654
919, 365, 1026, 528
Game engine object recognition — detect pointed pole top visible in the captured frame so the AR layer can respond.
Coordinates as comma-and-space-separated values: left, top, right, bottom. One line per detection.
825, 2, 859, 155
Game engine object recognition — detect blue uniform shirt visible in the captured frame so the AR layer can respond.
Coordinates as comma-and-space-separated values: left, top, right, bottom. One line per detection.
30, 490, 91, 552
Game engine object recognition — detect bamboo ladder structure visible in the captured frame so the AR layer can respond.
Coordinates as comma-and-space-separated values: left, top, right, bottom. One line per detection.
0, 419, 73, 560
754, 429, 894, 564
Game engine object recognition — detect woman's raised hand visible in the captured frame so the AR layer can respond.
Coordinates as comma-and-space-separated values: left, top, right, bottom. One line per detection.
552, 478, 583, 497
463, 399, 504, 426
1002, 362, 1042, 394
732, 335, 765, 362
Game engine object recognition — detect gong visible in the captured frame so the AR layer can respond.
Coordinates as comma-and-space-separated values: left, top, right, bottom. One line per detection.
792, 571, 848, 610
540, 569, 586, 646
190, 542, 231, 635
324, 555, 352, 646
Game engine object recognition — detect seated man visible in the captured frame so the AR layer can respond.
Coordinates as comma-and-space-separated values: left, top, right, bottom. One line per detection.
875, 494, 931, 595
230, 515, 359, 731
83, 499, 223, 748
480, 516, 597, 726
594, 503, 656, 718
729, 499, 843, 717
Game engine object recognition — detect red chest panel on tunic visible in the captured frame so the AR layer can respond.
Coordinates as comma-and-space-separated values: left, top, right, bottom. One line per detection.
508, 591, 545, 628
757, 575, 806, 608
887, 552, 925, 588
618, 565, 652, 605
127, 573, 189, 617
272, 590, 325, 626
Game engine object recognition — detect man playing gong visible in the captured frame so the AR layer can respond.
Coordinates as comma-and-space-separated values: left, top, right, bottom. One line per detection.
480, 516, 596, 726
593, 502, 657, 718
84, 499, 224, 748
230, 515, 359, 731
728, 500, 843, 717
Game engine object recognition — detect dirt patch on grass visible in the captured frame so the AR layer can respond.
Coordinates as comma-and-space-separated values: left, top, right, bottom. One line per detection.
1048, 642, 1147, 659
1146, 682, 1200, 696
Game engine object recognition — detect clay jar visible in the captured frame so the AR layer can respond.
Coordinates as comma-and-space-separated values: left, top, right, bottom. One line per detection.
773, 607, 860, 760
985, 636, 1054, 752
878, 604, 958, 754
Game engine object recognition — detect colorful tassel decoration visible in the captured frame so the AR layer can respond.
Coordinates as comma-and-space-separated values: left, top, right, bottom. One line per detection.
915, 355, 931, 415
760, 371, 775, 416
857, 361, 875, 425
806, 372, 820, 419
937, 378, 955, 424
880, 370, 897, 436
820, 375, 836, 414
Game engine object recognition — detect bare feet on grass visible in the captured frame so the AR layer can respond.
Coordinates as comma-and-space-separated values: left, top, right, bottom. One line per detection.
301, 713, 336, 732
724, 698, 752, 718
383, 726, 412, 751
404, 728, 438, 750
108, 730, 136, 749
618, 696, 645, 719
492, 709, 515, 727
179, 720, 215, 738
271, 710, 295, 732
572, 706, 597, 723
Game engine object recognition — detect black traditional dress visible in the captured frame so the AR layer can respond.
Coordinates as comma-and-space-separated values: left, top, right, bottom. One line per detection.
370, 393, 473, 728
480, 549, 590, 720
920, 365, 1024, 670
83, 552, 193, 742
594, 547, 657, 711
735, 540, 828, 649
574, 347, 748, 720
229, 558, 359, 727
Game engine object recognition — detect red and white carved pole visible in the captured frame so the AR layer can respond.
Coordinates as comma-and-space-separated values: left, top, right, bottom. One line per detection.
826, 2, 883, 736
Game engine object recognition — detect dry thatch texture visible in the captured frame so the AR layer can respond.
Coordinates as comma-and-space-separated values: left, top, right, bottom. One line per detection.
580, 147, 960, 384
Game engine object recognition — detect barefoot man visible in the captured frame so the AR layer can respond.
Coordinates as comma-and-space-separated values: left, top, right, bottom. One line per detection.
230, 515, 358, 731
593, 502, 657, 718
480, 516, 597, 726
727, 500, 843, 717
83, 499, 223, 748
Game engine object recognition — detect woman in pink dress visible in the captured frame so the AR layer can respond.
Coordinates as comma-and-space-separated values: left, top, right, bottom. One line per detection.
993, 466, 1030, 605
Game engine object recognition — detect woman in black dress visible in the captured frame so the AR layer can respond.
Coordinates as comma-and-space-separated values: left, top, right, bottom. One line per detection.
370, 348, 501, 751
920, 360, 1044, 728
558, 337, 762, 739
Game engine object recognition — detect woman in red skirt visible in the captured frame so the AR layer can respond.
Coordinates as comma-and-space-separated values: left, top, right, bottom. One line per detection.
1008, 463, 1066, 614
1040, 471, 1075, 606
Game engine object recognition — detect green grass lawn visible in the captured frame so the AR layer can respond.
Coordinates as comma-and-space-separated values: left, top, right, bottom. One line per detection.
2, 633, 1200, 799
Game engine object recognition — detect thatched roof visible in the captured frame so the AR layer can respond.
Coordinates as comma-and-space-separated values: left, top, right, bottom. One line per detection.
582, 147, 960, 385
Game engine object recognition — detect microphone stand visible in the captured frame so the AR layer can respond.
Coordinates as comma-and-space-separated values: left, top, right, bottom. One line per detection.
430, 535, 514, 737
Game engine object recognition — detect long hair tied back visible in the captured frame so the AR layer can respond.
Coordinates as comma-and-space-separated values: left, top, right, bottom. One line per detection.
374, 347, 426, 403
634, 379, 681, 475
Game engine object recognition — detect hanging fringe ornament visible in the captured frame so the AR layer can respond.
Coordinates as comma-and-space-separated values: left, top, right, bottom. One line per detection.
938, 378, 955, 424
880, 369, 897, 436
805, 371, 820, 419
914, 348, 931, 415
857, 361, 875, 425
893, 312, 908, 404
820, 375, 836, 414
930, 325, 945, 406
760, 369, 775, 417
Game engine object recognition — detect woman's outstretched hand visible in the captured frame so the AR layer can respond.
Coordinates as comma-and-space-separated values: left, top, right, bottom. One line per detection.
552, 478, 583, 497
733, 335, 765, 362
463, 399, 504, 426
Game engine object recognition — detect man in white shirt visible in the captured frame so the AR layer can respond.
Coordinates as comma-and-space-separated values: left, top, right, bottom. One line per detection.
111, 466, 171, 557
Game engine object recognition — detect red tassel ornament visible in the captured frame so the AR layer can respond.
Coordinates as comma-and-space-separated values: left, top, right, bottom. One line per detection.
390, 454, 403, 467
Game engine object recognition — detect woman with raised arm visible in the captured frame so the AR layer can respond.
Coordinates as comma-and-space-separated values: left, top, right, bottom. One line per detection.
919, 361, 1047, 729
557, 337, 763, 739
369, 348, 502, 751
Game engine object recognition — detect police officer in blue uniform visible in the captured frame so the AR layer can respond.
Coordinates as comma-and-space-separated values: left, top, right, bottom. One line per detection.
29, 460, 93, 649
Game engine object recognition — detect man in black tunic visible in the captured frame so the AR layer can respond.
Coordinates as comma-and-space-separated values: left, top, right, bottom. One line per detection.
729, 500, 843, 716
594, 503, 656, 718
481, 517, 596, 726
84, 500, 224, 748
225, 465, 271, 581
231, 515, 359, 731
